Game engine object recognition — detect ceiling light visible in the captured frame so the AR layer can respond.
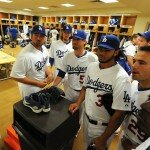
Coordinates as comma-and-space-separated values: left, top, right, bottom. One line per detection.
23, 8, 32, 11
38, 7, 49, 10
100, 0, 118, 3
61, 3, 75, 7
0, 0, 12, 3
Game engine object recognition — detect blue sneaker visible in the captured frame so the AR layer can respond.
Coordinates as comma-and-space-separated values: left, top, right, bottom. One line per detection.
39, 93, 51, 112
23, 93, 43, 113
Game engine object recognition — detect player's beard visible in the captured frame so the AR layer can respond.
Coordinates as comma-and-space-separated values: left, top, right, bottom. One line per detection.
99, 54, 115, 63
32, 41, 43, 49
73, 45, 78, 50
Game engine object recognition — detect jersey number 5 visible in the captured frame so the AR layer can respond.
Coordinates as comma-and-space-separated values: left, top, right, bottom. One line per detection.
79, 75, 85, 84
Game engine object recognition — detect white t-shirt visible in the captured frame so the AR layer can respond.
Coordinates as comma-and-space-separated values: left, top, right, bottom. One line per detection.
49, 39, 73, 69
10, 43, 50, 98
123, 80, 150, 145
60, 51, 98, 90
84, 62, 131, 123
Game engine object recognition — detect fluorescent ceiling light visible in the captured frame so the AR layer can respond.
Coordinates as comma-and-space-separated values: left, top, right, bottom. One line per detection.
61, 3, 75, 7
23, 8, 32, 11
38, 7, 49, 10
100, 0, 118, 3
0, 0, 12, 3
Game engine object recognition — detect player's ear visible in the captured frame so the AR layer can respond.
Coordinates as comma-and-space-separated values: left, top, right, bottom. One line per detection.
83, 40, 87, 46
114, 49, 119, 56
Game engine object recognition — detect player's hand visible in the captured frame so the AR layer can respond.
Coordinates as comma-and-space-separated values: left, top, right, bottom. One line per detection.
46, 73, 54, 84
69, 103, 79, 114
91, 136, 107, 150
36, 80, 47, 88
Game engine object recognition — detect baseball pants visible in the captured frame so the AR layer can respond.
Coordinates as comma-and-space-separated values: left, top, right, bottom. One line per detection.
83, 113, 114, 149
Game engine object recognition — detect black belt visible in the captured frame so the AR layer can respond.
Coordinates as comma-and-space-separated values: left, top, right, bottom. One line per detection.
86, 113, 108, 126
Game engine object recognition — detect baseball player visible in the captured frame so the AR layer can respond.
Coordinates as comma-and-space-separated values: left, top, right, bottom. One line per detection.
49, 24, 73, 77
123, 34, 139, 69
69, 35, 132, 149
49, 24, 73, 90
10, 25, 53, 99
138, 31, 150, 47
53, 29, 98, 102
50, 26, 59, 43
118, 46, 150, 150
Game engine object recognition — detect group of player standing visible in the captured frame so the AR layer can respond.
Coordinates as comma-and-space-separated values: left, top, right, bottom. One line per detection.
11, 24, 150, 150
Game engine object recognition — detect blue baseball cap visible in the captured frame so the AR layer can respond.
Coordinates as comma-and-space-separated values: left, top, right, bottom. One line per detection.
63, 25, 72, 33
31, 25, 46, 36
73, 30, 86, 40
138, 31, 150, 41
98, 35, 120, 50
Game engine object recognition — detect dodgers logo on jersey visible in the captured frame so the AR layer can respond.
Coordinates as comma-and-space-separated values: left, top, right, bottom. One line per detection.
86, 75, 113, 93
35, 57, 48, 71
67, 65, 87, 76
131, 100, 139, 116
56, 49, 69, 58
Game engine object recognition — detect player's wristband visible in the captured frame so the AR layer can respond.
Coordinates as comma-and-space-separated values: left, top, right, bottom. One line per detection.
57, 69, 66, 78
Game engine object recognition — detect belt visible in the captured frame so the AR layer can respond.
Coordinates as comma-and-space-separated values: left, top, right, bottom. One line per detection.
85, 113, 108, 126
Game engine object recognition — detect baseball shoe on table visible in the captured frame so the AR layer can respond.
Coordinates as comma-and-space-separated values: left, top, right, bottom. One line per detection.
39, 92, 51, 112
23, 93, 43, 113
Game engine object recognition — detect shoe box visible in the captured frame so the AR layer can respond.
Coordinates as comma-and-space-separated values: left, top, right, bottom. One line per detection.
13, 98, 80, 150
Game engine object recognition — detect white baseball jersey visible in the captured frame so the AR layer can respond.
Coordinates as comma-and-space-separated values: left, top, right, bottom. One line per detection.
123, 41, 136, 57
49, 39, 73, 69
123, 80, 150, 145
60, 51, 98, 91
84, 62, 131, 123
10, 43, 50, 98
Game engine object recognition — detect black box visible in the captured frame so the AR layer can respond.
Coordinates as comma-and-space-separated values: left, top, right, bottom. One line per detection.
13, 99, 79, 150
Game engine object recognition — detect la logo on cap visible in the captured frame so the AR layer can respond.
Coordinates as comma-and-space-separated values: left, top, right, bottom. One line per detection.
39, 26, 42, 31
102, 36, 107, 42
74, 30, 78, 34
66, 26, 69, 29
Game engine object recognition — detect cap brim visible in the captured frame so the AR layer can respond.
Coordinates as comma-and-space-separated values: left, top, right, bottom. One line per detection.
98, 44, 115, 50
63, 30, 72, 33
32, 31, 46, 36
138, 33, 150, 40
73, 35, 85, 40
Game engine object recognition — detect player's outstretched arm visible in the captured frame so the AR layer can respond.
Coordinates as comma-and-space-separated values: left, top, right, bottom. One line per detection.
45, 66, 54, 84
11, 77, 47, 88
69, 86, 86, 114
53, 76, 62, 86
53, 69, 66, 86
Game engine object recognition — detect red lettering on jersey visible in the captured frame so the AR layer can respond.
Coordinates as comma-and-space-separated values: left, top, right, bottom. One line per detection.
95, 94, 103, 107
